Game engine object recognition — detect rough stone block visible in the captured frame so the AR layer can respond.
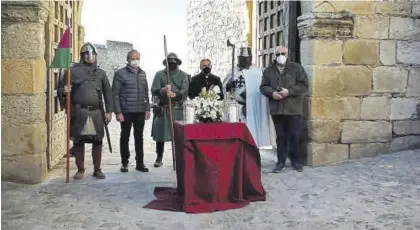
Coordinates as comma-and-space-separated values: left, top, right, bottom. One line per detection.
350, 143, 389, 159
344, 40, 379, 65
397, 41, 420, 65
375, 2, 412, 15
407, 68, 420, 96
389, 136, 420, 152
302, 1, 374, 14
311, 97, 360, 120
372, 66, 408, 93
356, 16, 389, 39
380, 40, 396, 65
393, 120, 420, 135
389, 17, 420, 40
297, 12, 354, 39
1, 59, 46, 94
341, 121, 392, 143
1, 153, 48, 184
1, 94, 46, 125
307, 143, 349, 166
1, 123, 47, 157
300, 39, 342, 65
1, 1, 49, 23
308, 119, 341, 143
390, 98, 418, 120
312, 66, 372, 97
361, 96, 390, 120
1, 22, 45, 59
413, 3, 420, 17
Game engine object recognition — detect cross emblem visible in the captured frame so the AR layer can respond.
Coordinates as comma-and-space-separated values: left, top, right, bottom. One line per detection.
236, 75, 245, 88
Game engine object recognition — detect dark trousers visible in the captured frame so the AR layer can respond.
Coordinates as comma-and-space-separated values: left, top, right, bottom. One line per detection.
156, 141, 164, 160
120, 112, 146, 166
272, 114, 302, 165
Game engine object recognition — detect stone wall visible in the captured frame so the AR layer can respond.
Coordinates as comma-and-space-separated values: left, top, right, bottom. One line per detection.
1, 1, 50, 183
94, 40, 133, 83
298, 1, 420, 165
186, 0, 249, 78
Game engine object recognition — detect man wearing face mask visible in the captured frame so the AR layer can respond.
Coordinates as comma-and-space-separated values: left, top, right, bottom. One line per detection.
260, 47, 309, 173
151, 52, 190, 167
58, 42, 114, 180
188, 58, 224, 100
222, 46, 274, 148
112, 50, 151, 173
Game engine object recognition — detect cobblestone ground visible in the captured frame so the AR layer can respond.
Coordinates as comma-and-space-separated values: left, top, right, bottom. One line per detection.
2, 118, 420, 230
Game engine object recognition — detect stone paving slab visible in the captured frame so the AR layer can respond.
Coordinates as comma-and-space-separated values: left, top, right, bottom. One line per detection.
2, 119, 420, 230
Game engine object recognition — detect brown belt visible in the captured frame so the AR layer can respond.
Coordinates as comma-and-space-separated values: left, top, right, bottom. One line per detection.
163, 102, 183, 108
75, 104, 99, 110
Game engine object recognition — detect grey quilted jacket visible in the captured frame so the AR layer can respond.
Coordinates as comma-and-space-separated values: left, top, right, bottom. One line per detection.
112, 65, 150, 114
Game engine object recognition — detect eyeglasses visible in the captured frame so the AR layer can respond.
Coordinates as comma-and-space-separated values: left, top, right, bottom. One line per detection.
275, 52, 286, 57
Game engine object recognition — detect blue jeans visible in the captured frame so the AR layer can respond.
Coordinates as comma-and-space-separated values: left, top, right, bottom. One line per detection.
271, 115, 302, 165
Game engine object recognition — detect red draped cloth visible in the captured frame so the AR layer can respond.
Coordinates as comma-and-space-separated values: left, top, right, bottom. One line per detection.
143, 121, 266, 213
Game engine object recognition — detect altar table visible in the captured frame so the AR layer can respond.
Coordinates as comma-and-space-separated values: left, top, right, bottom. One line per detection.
143, 121, 266, 213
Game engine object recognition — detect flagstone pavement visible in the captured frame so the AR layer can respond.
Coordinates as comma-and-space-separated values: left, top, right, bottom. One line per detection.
2, 118, 420, 230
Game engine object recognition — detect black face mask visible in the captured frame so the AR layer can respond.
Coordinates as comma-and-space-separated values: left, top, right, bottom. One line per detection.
202, 67, 211, 75
168, 63, 178, 70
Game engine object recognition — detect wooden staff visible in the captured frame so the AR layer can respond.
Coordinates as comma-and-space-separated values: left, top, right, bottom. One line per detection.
227, 39, 235, 98
65, 68, 71, 183
163, 35, 176, 171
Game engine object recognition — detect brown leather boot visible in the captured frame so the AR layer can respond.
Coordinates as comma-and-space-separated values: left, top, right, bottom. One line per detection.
73, 143, 85, 180
92, 144, 105, 179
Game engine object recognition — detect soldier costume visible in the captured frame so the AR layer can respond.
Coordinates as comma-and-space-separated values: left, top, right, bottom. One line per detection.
151, 53, 189, 167
58, 42, 114, 180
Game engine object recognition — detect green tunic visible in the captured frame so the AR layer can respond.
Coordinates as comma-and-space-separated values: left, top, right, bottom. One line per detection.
151, 68, 190, 142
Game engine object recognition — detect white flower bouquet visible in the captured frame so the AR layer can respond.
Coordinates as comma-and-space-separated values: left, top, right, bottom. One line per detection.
191, 87, 224, 123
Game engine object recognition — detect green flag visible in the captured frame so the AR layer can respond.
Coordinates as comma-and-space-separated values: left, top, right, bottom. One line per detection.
50, 27, 71, 68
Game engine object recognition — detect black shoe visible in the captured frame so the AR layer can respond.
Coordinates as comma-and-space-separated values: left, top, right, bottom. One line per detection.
291, 162, 303, 172
135, 164, 149, 172
272, 163, 285, 173
154, 156, 163, 168
120, 165, 128, 173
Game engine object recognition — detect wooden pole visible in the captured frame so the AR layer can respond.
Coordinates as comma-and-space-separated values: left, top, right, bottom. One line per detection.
163, 35, 176, 171
66, 68, 71, 183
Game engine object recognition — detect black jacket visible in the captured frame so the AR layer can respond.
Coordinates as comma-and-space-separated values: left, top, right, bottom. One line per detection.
260, 61, 308, 115
188, 72, 224, 100
112, 65, 150, 114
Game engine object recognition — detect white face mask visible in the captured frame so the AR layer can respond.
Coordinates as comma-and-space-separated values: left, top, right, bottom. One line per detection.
130, 60, 140, 68
276, 55, 287, 65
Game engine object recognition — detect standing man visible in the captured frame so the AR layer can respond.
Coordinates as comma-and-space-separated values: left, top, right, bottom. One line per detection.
260, 47, 309, 173
151, 53, 189, 167
112, 50, 151, 173
188, 58, 224, 100
58, 42, 114, 180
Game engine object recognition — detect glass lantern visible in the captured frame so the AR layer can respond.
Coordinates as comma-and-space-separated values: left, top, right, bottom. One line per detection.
183, 99, 195, 124
228, 100, 240, 123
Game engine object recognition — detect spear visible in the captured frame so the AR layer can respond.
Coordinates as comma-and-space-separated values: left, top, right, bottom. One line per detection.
163, 35, 176, 171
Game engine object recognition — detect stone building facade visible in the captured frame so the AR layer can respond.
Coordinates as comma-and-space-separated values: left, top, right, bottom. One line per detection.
187, 0, 420, 165
186, 0, 252, 77
298, 1, 420, 165
94, 40, 134, 83
2, 1, 84, 183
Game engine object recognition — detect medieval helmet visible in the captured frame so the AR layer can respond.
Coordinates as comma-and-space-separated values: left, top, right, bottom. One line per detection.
80, 42, 98, 64
237, 46, 252, 69
162, 52, 182, 66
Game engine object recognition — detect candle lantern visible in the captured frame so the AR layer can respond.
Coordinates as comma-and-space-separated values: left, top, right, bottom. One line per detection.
183, 99, 195, 124
228, 100, 240, 123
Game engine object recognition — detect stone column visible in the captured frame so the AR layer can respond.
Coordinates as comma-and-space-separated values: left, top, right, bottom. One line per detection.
298, 6, 357, 165
1, 1, 49, 183
298, 1, 420, 166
